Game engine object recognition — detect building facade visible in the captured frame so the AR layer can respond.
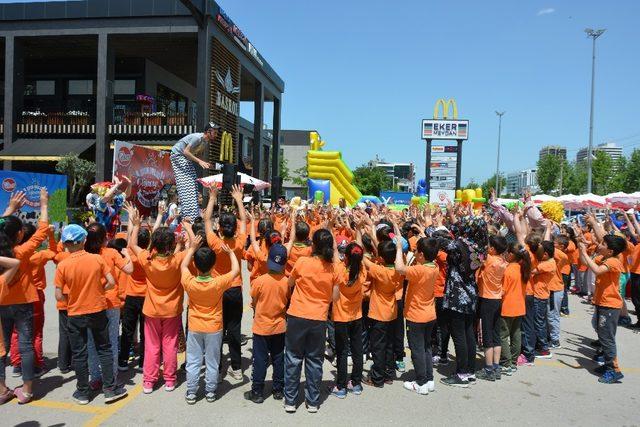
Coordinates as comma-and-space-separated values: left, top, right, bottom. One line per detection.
505, 168, 538, 196
0, 0, 285, 198
576, 142, 622, 166
539, 145, 567, 161
368, 156, 415, 192
279, 130, 311, 200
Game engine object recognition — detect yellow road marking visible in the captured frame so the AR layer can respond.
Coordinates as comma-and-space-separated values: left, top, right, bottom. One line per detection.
8, 398, 104, 414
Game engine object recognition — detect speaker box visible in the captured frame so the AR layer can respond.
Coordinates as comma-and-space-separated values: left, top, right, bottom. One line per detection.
222, 163, 237, 190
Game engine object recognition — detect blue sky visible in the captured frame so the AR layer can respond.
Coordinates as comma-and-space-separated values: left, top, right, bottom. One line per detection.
4, 0, 640, 184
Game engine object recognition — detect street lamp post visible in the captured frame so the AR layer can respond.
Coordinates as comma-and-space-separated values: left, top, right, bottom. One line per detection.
495, 111, 505, 196
585, 28, 605, 194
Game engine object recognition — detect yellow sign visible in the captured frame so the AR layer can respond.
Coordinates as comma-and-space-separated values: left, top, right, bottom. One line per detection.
433, 98, 458, 120
219, 131, 233, 163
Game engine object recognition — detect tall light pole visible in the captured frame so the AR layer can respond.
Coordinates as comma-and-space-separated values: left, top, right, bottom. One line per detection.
585, 28, 605, 194
495, 111, 505, 196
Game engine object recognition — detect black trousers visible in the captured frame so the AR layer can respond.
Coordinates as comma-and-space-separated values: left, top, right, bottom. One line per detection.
252, 333, 285, 394
448, 310, 476, 375
57, 310, 73, 371
118, 295, 145, 368
392, 299, 405, 361
222, 286, 243, 370
68, 311, 115, 394
630, 273, 640, 321
335, 319, 363, 389
407, 320, 436, 385
433, 297, 450, 358
368, 318, 394, 386
362, 300, 371, 356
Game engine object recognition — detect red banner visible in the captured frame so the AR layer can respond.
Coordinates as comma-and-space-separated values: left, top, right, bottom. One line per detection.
112, 141, 174, 216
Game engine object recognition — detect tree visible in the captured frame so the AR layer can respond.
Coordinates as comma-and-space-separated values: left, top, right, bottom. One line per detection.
563, 161, 587, 195
353, 164, 392, 197
464, 180, 480, 190
536, 154, 562, 194
291, 164, 308, 187
279, 156, 291, 183
480, 174, 506, 199
622, 149, 640, 193
608, 156, 627, 193
55, 153, 96, 206
592, 151, 613, 195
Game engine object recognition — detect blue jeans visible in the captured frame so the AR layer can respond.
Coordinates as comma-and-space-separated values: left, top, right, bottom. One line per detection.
88, 308, 120, 382
0, 304, 34, 381
533, 297, 549, 351
186, 331, 222, 395
252, 333, 285, 395
521, 295, 535, 360
561, 273, 570, 314
547, 291, 563, 343
284, 316, 325, 407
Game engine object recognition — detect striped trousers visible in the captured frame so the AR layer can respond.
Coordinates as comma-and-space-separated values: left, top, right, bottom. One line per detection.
170, 153, 200, 220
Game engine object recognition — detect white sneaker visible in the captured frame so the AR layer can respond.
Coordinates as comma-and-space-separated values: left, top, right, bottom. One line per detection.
164, 384, 175, 392
426, 380, 435, 392
284, 403, 296, 413
306, 404, 319, 413
227, 367, 243, 381
403, 381, 428, 395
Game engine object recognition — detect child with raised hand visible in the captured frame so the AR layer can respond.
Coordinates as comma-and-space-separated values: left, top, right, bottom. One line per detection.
245, 243, 290, 404
550, 233, 570, 348
127, 207, 185, 394
530, 222, 556, 360
0, 254, 22, 404
0, 187, 50, 403
54, 224, 127, 405
181, 229, 239, 404
392, 219, 439, 395
284, 210, 312, 276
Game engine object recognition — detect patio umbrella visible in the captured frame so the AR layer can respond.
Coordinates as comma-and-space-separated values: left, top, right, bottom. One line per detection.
197, 172, 271, 191
576, 193, 607, 208
605, 191, 640, 209
531, 194, 557, 205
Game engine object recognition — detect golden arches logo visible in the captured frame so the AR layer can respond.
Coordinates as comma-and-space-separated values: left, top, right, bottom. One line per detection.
433, 99, 458, 120
219, 131, 233, 163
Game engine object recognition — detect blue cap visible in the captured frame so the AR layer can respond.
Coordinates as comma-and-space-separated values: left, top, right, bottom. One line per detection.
267, 244, 288, 273
61, 224, 88, 243
400, 236, 409, 253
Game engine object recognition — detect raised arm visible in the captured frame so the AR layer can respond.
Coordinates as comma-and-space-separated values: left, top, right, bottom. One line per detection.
0, 256, 21, 284
204, 184, 218, 235
230, 184, 247, 235
2, 191, 26, 217
181, 234, 202, 276
126, 206, 143, 256
39, 187, 49, 224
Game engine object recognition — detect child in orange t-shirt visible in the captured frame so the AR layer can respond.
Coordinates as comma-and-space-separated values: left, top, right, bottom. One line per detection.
577, 233, 626, 384
550, 235, 570, 347
245, 244, 290, 404
530, 241, 556, 359
284, 220, 312, 277
54, 224, 127, 405
395, 235, 439, 395
128, 208, 184, 394
181, 233, 239, 404
0, 255, 22, 404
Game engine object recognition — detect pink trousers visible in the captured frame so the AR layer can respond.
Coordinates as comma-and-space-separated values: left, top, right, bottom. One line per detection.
143, 315, 181, 385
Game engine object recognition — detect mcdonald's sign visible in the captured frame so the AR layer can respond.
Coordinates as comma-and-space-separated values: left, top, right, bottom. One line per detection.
421, 98, 469, 141
219, 131, 234, 163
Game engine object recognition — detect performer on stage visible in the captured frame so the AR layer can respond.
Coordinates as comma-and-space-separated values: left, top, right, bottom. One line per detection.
170, 122, 219, 220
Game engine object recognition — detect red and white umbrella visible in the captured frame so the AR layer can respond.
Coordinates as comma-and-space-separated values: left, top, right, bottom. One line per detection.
532, 194, 557, 205
605, 192, 640, 209
576, 193, 606, 208
197, 172, 271, 191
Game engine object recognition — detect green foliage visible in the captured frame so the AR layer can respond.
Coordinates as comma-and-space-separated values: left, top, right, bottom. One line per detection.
592, 151, 613, 195
536, 154, 562, 194
353, 165, 392, 197
279, 156, 291, 183
622, 149, 640, 193
48, 188, 67, 224
562, 161, 587, 195
464, 181, 479, 190
291, 165, 308, 187
55, 154, 96, 206
481, 174, 506, 199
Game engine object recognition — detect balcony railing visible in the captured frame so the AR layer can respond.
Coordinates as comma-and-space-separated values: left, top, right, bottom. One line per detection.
109, 112, 195, 136
18, 112, 95, 135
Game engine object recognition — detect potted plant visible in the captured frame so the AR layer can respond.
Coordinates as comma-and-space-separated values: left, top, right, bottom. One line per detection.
143, 111, 166, 126
66, 110, 90, 125
21, 110, 47, 125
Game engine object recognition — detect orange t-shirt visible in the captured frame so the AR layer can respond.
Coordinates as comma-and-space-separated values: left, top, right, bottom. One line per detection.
477, 254, 508, 299
285, 243, 312, 277
619, 241, 634, 274
501, 262, 526, 317
206, 232, 246, 287
408, 236, 419, 252
99, 247, 128, 309
566, 240, 579, 266
404, 263, 438, 323
332, 267, 366, 322
550, 249, 568, 292
434, 251, 447, 298
182, 271, 234, 333
594, 256, 623, 309
533, 258, 556, 300
137, 250, 185, 318
126, 253, 147, 297
250, 272, 290, 335
367, 263, 402, 322
525, 247, 539, 296
287, 256, 345, 321
54, 251, 71, 310
54, 250, 109, 316
578, 232, 594, 272
0, 221, 49, 306
30, 249, 56, 291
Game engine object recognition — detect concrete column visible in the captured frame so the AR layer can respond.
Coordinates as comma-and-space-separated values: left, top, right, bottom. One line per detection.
95, 32, 114, 181
271, 97, 281, 200
195, 22, 212, 130
252, 81, 264, 180
3, 36, 24, 170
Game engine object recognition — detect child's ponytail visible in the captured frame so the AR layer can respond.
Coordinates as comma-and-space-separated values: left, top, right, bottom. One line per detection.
345, 242, 364, 287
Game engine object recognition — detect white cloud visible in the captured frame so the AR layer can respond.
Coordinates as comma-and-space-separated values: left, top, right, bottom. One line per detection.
537, 8, 556, 16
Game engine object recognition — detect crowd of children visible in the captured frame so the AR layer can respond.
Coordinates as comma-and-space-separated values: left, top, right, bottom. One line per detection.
0, 181, 635, 412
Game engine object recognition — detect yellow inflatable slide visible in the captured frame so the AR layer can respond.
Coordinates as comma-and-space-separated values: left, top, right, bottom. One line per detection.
307, 131, 362, 206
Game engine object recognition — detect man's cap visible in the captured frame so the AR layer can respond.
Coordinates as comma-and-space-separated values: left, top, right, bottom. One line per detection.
267, 243, 287, 273
204, 122, 221, 132
61, 224, 88, 243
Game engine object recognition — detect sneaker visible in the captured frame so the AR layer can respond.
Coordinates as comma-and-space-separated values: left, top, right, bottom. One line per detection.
466, 374, 476, 384
501, 366, 515, 376
476, 369, 495, 382
550, 341, 562, 349
143, 382, 154, 394
594, 365, 607, 375
118, 364, 129, 372
12, 366, 22, 378
347, 381, 363, 395
244, 390, 264, 404
598, 370, 624, 384
227, 367, 243, 381
432, 355, 441, 364
560, 311, 570, 317
164, 383, 176, 392
384, 377, 394, 385
328, 386, 347, 399
272, 390, 284, 400
72, 390, 90, 405
362, 376, 384, 388
59, 366, 72, 374
396, 361, 406, 372
284, 403, 297, 413
205, 392, 216, 403
593, 354, 605, 366
516, 354, 528, 366
185, 393, 196, 405
0, 388, 14, 405
426, 380, 435, 392
534, 350, 552, 359
104, 386, 128, 403
89, 379, 103, 392
440, 374, 469, 388
438, 357, 450, 366
403, 381, 429, 395
13, 387, 33, 404
494, 367, 501, 380
306, 403, 319, 413
240, 335, 249, 346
